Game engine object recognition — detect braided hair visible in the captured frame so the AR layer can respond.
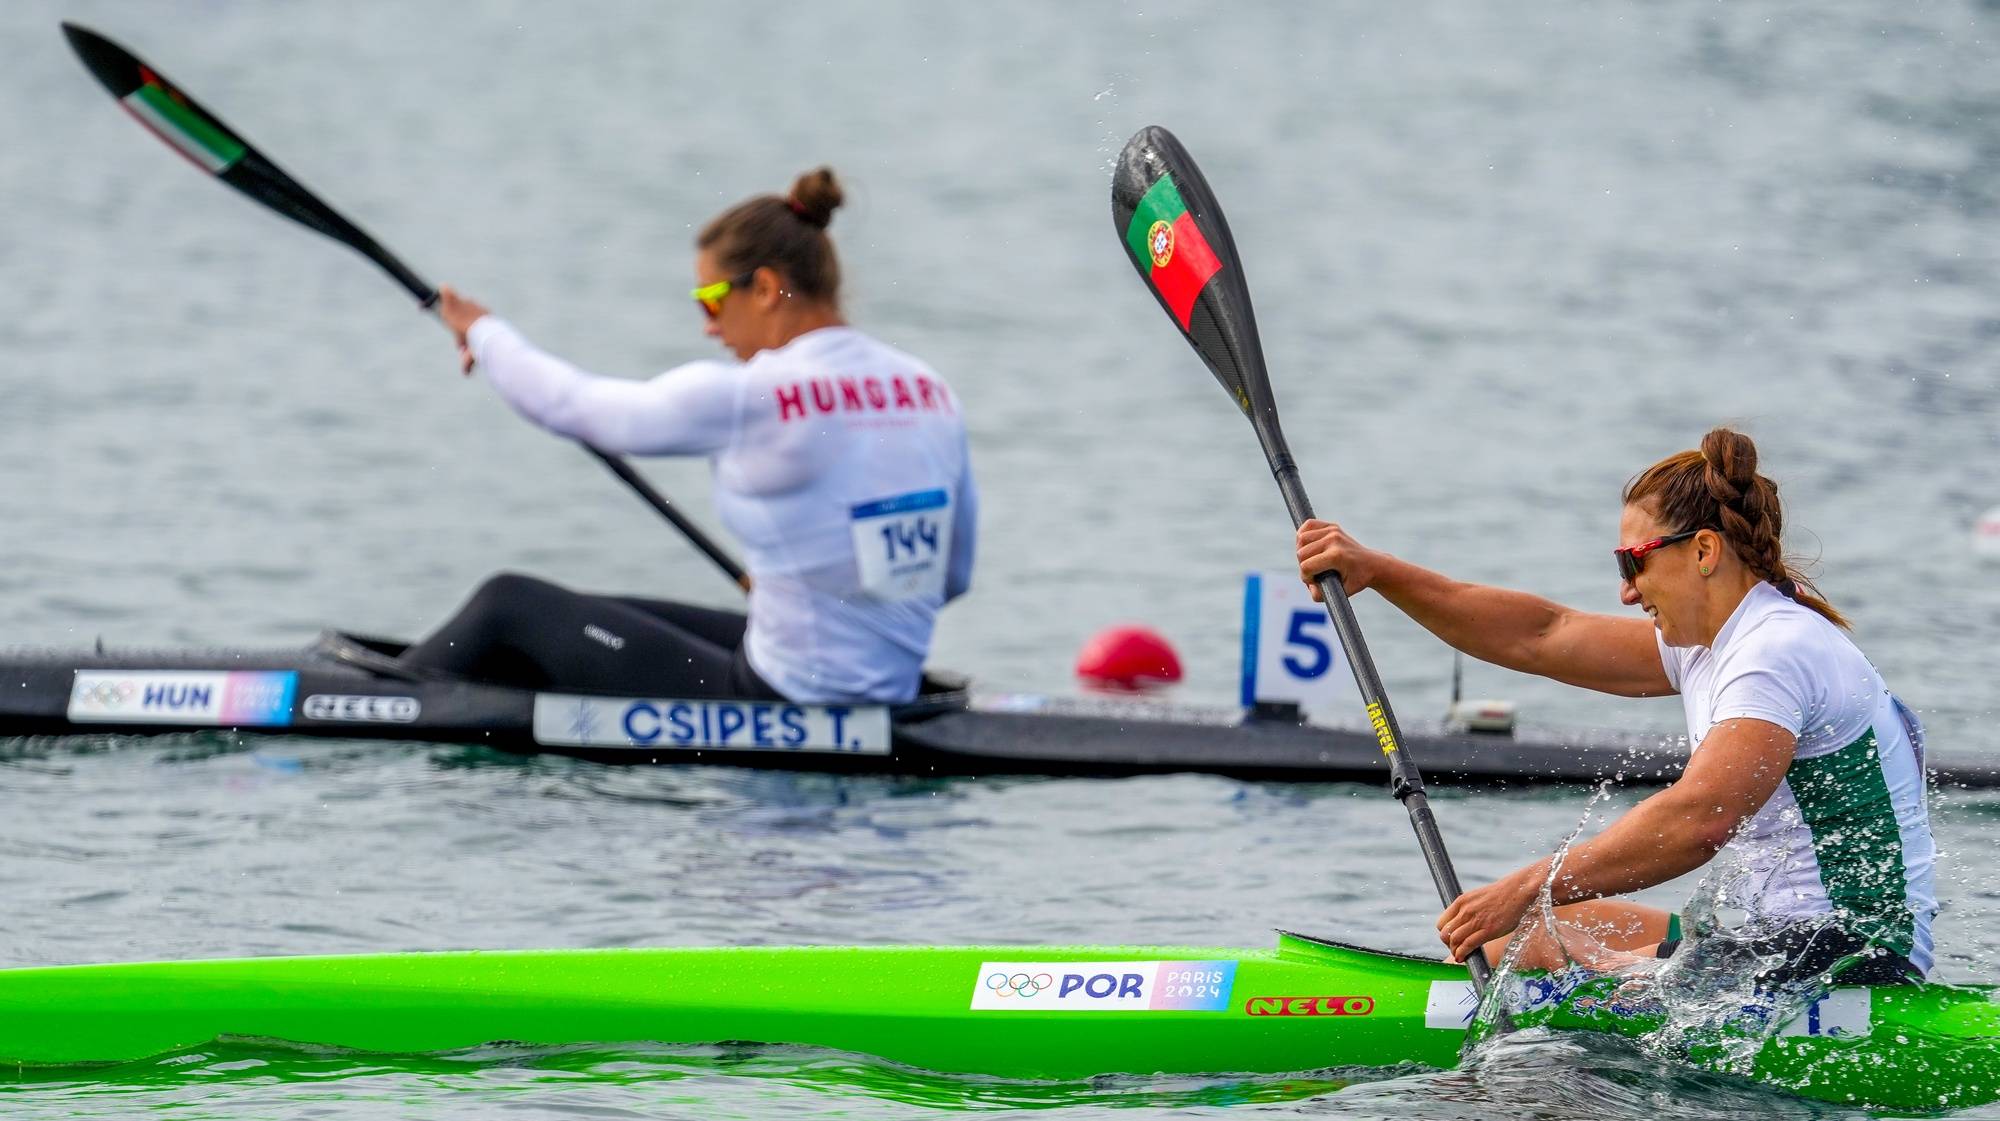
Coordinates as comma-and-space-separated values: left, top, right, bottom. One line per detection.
697, 167, 845, 305
1622, 427, 1848, 629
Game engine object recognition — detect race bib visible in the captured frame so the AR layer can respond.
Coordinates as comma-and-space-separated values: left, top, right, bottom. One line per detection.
850, 488, 953, 601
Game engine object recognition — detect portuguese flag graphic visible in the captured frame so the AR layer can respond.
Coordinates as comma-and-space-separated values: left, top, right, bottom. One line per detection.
1122, 173, 1223, 330
121, 67, 245, 174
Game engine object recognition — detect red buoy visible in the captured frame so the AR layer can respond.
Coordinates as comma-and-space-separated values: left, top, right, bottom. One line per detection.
1978, 505, 2000, 561
1075, 625, 1184, 692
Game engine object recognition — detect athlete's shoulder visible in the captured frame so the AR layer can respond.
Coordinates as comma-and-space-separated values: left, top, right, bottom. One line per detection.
832, 329, 964, 414
655, 356, 741, 382
845, 330, 951, 385
1722, 586, 1870, 681
865, 331, 933, 366
645, 357, 747, 408
1730, 585, 1845, 644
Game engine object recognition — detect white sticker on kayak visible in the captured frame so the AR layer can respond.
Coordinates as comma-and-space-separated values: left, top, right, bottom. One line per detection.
1779, 989, 1871, 1037
1424, 976, 1578, 1030
532, 694, 890, 755
971, 960, 1236, 1012
850, 488, 952, 602
1423, 979, 1871, 1038
1425, 980, 1481, 1030
68, 670, 296, 726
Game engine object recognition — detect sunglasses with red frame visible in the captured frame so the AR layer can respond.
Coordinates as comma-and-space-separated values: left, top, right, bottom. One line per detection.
1614, 529, 1702, 582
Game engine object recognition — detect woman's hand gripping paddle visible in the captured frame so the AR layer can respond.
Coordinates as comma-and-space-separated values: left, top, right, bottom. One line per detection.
1111, 125, 1492, 994
60, 22, 749, 591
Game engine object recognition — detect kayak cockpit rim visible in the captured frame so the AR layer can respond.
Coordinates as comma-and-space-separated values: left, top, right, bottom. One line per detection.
313, 629, 973, 712
1275, 930, 1452, 966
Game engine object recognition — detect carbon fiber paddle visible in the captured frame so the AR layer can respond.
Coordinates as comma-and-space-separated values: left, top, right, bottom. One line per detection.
1112, 124, 1492, 994
61, 22, 750, 591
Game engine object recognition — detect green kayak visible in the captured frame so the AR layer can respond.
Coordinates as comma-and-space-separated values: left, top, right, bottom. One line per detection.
0, 932, 1992, 1111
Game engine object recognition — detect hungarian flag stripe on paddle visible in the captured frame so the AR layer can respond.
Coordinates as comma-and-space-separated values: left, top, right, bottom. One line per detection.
1122, 173, 1223, 330
121, 68, 244, 174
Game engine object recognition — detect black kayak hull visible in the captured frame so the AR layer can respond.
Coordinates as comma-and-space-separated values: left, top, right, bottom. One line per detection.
7, 633, 1998, 787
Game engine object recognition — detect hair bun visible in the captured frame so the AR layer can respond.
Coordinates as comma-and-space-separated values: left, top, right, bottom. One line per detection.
786, 166, 843, 230
1699, 426, 1760, 502
1699, 427, 1757, 483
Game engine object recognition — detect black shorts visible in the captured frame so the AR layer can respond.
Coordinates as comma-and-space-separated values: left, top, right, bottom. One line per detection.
1654, 920, 1919, 987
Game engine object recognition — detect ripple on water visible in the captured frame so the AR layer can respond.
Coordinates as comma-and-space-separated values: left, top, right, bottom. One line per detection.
0, 1043, 1369, 1120
1332, 1030, 1858, 1120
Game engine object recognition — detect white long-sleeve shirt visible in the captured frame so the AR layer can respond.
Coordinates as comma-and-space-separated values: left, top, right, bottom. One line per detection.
466, 317, 977, 703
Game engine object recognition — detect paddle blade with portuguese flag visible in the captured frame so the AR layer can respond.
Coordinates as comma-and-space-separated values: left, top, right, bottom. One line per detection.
1109, 127, 1491, 997
61, 22, 436, 306
1111, 125, 1291, 470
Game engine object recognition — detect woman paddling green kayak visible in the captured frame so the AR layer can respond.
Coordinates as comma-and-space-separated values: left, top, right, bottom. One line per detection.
1296, 427, 1936, 986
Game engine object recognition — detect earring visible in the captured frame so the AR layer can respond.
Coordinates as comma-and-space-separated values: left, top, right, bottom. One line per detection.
1700, 565, 1711, 576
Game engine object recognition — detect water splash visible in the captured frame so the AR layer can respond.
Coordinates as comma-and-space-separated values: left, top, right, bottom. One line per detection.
1465, 787, 1889, 1084
1339, 1027, 1852, 1120
1472, 782, 1626, 1029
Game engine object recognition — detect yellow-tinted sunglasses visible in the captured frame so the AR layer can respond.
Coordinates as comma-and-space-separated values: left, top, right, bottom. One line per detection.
691, 270, 758, 319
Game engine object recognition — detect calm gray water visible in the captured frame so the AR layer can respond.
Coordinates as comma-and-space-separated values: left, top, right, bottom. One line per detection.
5, 1, 2000, 1117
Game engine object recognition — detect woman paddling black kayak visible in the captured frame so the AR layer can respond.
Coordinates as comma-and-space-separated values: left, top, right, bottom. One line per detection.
409, 169, 978, 703
1296, 427, 1936, 987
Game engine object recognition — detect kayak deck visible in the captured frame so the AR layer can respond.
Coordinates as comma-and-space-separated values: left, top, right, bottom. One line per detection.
6, 633, 2000, 786
0, 935, 1462, 1079
0, 933, 1993, 1111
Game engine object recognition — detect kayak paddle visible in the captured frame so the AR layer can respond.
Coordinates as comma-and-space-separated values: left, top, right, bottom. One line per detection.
59, 21, 750, 592
1110, 125, 1492, 993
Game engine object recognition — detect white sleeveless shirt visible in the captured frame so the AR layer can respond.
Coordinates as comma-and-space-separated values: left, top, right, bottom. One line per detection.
466, 317, 977, 703
1656, 581, 1937, 974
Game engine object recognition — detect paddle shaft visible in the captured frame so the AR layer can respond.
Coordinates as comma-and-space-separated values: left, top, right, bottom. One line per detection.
1277, 466, 1493, 993
1264, 443, 1494, 997
416, 291, 750, 590
414, 298, 748, 589
62, 23, 746, 591
352, 237, 754, 592
361, 277, 753, 590
395, 267, 751, 589
579, 445, 751, 590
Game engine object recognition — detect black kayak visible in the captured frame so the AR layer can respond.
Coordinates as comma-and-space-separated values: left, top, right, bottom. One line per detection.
6, 631, 1998, 786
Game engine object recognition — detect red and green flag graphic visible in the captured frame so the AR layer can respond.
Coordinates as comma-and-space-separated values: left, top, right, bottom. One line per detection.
1123, 173, 1223, 330
120, 67, 245, 175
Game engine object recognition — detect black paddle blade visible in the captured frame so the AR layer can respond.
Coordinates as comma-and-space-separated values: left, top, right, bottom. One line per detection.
1111, 126, 1292, 472
61, 22, 436, 306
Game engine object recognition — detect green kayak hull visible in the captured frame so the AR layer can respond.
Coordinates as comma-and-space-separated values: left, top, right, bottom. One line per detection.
0, 933, 1991, 1110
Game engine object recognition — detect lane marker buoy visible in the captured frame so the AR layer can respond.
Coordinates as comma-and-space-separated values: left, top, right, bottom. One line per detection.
1976, 506, 2000, 561
1075, 625, 1184, 692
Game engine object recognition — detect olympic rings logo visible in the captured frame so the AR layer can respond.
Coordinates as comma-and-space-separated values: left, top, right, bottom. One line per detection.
74, 680, 136, 710
984, 971, 1054, 999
